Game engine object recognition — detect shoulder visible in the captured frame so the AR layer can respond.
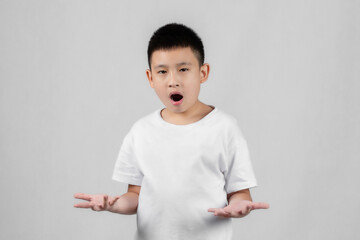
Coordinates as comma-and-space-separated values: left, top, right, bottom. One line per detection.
214, 108, 242, 130
215, 108, 238, 125
128, 109, 159, 134
213, 108, 246, 141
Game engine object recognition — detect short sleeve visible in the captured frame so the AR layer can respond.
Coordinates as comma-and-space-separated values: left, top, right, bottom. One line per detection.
224, 122, 257, 194
112, 128, 143, 186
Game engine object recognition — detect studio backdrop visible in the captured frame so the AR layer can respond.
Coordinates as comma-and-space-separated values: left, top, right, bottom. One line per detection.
0, 0, 359, 239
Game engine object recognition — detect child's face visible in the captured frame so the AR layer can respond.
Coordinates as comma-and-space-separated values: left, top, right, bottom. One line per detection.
146, 47, 210, 113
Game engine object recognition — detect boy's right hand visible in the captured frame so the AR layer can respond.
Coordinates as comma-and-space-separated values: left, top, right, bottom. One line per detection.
73, 193, 121, 211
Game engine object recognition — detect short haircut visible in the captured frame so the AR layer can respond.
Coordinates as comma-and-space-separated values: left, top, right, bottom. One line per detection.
147, 23, 205, 70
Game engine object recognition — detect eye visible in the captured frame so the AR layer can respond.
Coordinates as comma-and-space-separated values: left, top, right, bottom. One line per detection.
158, 70, 166, 74
179, 68, 189, 72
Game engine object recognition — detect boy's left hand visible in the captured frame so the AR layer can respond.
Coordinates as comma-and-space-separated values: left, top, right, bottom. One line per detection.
208, 200, 269, 218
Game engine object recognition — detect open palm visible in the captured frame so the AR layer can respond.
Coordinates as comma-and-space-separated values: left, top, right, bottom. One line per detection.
208, 200, 269, 218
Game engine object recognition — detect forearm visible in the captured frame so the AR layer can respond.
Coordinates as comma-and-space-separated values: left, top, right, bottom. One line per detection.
227, 188, 252, 205
107, 192, 139, 215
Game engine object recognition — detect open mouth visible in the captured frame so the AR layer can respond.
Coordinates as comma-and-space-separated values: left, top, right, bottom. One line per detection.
170, 93, 183, 102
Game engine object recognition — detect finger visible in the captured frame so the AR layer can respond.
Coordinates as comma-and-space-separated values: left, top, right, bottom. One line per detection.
97, 201, 105, 209
211, 208, 228, 217
238, 206, 249, 215
101, 195, 108, 208
74, 193, 92, 201
238, 208, 246, 215
74, 202, 91, 208
109, 196, 121, 206
90, 202, 101, 211
216, 209, 231, 217
208, 208, 217, 213
223, 206, 232, 214
251, 202, 270, 210
235, 206, 249, 217
108, 197, 114, 206
92, 204, 103, 212
246, 205, 252, 214
221, 209, 231, 216
247, 205, 252, 211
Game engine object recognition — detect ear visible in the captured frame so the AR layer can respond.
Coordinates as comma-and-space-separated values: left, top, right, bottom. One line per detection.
146, 69, 154, 88
199, 63, 210, 84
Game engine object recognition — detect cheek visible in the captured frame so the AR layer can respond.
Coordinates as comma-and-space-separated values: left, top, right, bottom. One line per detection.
152, 77, 167, 88
153, 85, 168, 98
185, 84, 200, 99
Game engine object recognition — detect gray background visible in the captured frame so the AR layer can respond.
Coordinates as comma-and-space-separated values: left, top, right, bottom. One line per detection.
1, 0, 359, 239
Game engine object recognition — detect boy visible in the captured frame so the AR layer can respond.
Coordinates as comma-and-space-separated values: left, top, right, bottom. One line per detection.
74, 23, 269, 240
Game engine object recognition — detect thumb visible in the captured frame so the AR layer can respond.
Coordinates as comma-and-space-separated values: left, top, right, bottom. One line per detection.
251, 202, 270, 210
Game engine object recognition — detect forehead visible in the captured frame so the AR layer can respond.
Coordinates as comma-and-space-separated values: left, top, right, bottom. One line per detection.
151, 47, 198, 67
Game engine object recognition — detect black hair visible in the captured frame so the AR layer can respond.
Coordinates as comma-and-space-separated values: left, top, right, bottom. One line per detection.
147, 23, 205, 70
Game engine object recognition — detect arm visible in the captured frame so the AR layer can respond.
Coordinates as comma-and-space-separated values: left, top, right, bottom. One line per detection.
227, 188, 252, 205
108, 184, 141, 214
74, 184, 141, 215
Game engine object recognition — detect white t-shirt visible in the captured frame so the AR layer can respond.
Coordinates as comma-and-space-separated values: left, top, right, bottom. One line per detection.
112, 105, 258, 240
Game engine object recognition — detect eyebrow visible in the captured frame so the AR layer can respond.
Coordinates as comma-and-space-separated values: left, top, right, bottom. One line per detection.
154, 62, 192, 69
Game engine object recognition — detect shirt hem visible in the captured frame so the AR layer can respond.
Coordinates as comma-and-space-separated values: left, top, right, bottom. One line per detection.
226, 181, 258, 194
112, 174, 142, 186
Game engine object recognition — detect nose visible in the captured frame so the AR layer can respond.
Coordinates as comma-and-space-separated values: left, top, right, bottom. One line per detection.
168, 71, 179, 87
169, 82, 180, 87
